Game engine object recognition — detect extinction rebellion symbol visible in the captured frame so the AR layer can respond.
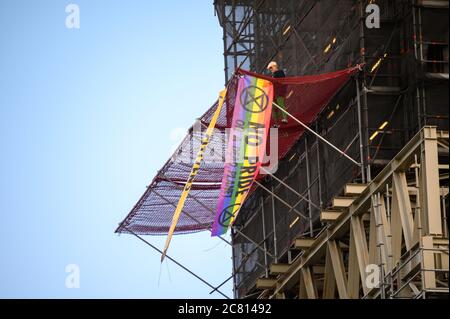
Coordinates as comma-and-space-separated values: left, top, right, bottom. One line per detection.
240, 85, 269, 113
218, 204, 241, 227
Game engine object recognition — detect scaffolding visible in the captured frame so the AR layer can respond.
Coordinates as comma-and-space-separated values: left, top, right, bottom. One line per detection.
262, 127, 449, 299
214, 0, 449, 298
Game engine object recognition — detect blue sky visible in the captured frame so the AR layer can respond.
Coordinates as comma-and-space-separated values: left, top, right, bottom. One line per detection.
0, 1, 233, 298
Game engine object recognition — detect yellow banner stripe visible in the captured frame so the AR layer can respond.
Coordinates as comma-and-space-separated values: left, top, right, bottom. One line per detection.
161, 89, 227, 262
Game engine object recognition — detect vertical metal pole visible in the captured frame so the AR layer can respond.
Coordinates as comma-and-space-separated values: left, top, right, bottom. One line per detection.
421, 86, 427, 126
416, 87, 423, 129
419, 6, 427, 126
221, 5, 229, 84
386, 184, 391, 225
315, 122, 323, 208
418, 7, 424, 62
412, 2, 422, 129
412, 0, 419, 60
305, 137, 314, 237
414, 155, 420, 187
373, 193, 386, 299
412, 1, 426, 129
377, 193, 386, 299
271, 186, 278, 263
363, 86, 371, 181
253, 2, 259, 72
359, 0, 371, 182
414, 154, 424, 238
261, 197, 269, 278
442, 191, 448, 239
231, 228, 238, 299
386, 184, 394, 297
356, 77, 367, 184
232, 3, 238, 73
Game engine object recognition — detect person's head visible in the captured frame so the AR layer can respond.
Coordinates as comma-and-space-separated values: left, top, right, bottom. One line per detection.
267, 61, 279, 74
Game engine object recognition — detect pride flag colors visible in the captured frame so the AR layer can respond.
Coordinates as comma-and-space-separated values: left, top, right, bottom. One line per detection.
212, 75, 273, 236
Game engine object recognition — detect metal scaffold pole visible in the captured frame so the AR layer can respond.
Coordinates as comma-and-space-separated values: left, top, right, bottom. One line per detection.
272, 101, 361, 167
124, 226, 231, 299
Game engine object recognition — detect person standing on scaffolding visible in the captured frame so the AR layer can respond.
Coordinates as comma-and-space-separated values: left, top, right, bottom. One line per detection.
267, 61, 288, 126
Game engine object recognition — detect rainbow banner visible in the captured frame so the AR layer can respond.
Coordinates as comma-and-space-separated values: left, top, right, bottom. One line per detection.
212, 75, 273, 236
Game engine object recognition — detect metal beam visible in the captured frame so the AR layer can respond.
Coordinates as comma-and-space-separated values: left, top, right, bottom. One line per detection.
345, 184, 368, 196
350, 215, 370, 295
270, 264, 291, 275
332, 197, 356, 208
301, 267, 317, 299
348, 227, 361, 299
256, 278, 277, 290
322, 247, 336, 299
294, 238, 316, 250
321, 210, 343, 223
328, 240, 349, 299
420, 127, 443, 236
392, 172, 415, 250
269, 127, 447, 298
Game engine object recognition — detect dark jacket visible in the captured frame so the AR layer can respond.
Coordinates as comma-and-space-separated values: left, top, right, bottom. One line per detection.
272, 70, 287, 97
272, 70, 286, 78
